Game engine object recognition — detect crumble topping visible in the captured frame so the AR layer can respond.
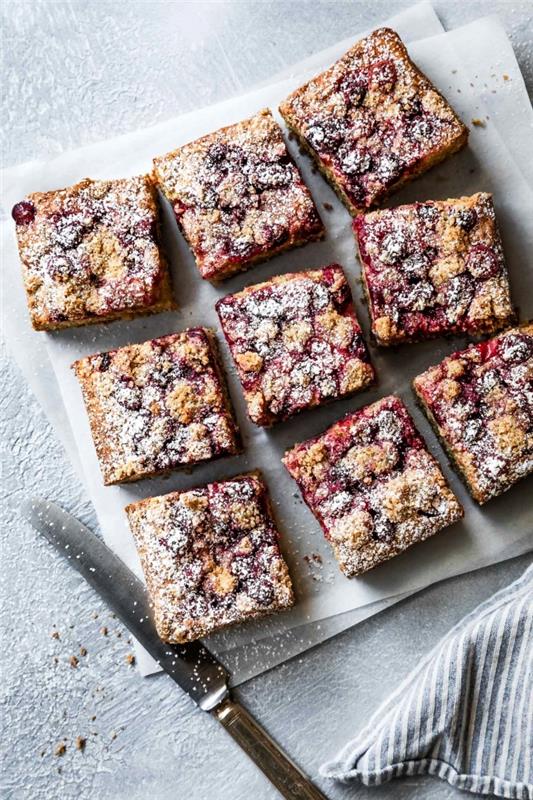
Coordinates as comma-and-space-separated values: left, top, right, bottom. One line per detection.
355, 193, 514, 345
73, 328, 240, 485
279, 28, 467, 214
12, 175, 173, 330
414, 324, 533, 503
153, 109, 324, 280
125, 473, 294, 643
217, 264, 375, 425
283, 395, 463, 576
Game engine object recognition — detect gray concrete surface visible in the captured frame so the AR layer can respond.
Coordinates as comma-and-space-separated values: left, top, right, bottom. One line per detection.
2, 2, 532, 799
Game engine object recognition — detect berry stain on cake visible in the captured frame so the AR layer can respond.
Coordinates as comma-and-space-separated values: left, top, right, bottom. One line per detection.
217, 264, 375, 425
283, 395, 463, 576
125, 473, 294, 643
153, 109, 324, 281
414, 324, 533, 503
279, 28, 467, 215
12, 176, 174, 330
73, 328, 240, 485
355, 193, 514, 345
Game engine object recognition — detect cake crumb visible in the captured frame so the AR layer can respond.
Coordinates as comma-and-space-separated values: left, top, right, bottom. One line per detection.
79, 647, 87, 657
503, 73, 510, 81
54, 742, 66, 757
69, 655, 79, 669
125, 654, 136, 666
100, 626, 108, 636
323, 202, 334, 211
75, 737, 86, 752
471, 118, 486, 128
51, 630, 60, 640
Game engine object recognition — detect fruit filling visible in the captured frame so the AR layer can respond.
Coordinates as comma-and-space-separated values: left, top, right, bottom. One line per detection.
413, 324, 533, 503
153, 109, 323, 281
73, 328, 240, 485
354, 193, 514, 345
125, 472, 294, 643
12, 176, 172, 330
283, 395, 463, 576
217, 264, 375, 425
279, 28, 467, 215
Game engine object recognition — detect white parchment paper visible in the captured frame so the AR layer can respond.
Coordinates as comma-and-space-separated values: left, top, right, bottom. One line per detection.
2, 5, 532, 683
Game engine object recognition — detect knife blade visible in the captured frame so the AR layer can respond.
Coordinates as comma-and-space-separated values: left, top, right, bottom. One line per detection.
24, 498, 329, 800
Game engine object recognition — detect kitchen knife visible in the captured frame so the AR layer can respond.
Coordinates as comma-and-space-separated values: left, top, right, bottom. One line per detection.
23, 498, 328, 800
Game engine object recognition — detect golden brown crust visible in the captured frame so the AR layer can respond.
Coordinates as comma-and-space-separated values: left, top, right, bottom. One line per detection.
413, 323, 533, 504
73, 328, 240, 485
283, 395, 463, 576
216, 264, 375, 426
12, 175, 175, 330
153, 109, 324, 281
279, 28, 467, 216
125, 472, 294, 643
354, 193, 515, 346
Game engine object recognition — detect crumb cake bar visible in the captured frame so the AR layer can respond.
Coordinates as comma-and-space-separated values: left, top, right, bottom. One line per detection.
354, 193, 515, 345
153, 109, 324, 281
12, 175, 174, 330
125, 472, 294, 643
413, 324, 533, 503
217, 265, 375, 425
279, 28, 467, 216
283, 395, 463, 576
73, 328, 240, 485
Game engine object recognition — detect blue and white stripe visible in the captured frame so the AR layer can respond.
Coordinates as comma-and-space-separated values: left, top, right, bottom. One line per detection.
321, 563, 533, 799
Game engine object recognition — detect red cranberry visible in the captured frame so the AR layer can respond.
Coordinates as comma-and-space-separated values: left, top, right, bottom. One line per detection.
345, 179, 366, 206
306, 117, 347, 153
12, 200, 36, 226
337, 71, 367, 107
400, 96, 423, 119
417, 204, 439, 226
375, 153, 402, 184
99, 353, 111, 372
340, 147, 372, 176
466, 244, 499, 280
368, 60, 397, 93
205, 142, 229, 168
456, 208, 478, 231
409, 116, 434, 142
250, 160, 292, 191
247, 577, 274, 606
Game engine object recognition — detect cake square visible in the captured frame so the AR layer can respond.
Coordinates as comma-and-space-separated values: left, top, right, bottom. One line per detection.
279, 28, 467, 216
125, 472, 294, 643
12, 175, 175, 330
216, 264, 375, 426
354, 193, 515, 346
413, 324, 533, 504
283, 395, 463, 577
73, 328, 240, 485
153, 108, 324, 281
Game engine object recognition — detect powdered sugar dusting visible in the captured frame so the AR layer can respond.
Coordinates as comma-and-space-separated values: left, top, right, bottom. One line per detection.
355, 193, 514, 344
217, 264, 375, 425
414, 324, 533, 503
283, 395, 462, 577
126, 473, 294, 643
280, 28, 467, 213
153, 109, 323, 280
73, 328, 240, 485
13, 175, 170, 329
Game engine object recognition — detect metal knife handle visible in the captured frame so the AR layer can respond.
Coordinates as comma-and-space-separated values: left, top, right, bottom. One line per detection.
213, 698, 328, 800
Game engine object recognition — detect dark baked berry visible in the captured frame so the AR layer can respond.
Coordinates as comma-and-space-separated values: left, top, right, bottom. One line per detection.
12, 200, 36, 225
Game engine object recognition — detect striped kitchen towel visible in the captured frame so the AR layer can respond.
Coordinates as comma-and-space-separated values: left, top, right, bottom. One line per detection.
321, 562, 533, 799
